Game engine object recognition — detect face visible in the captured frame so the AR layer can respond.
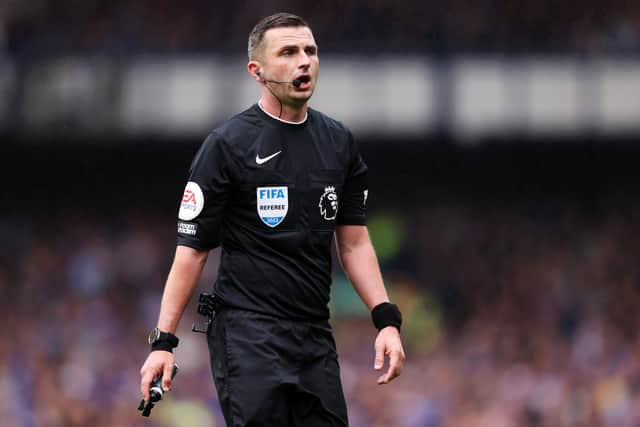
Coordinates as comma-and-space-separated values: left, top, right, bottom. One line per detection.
255, 26, 319, 106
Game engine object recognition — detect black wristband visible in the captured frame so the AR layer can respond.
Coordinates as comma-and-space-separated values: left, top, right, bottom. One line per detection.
371, 302, 402, 331
148, 328, 179, 353
151, 340, 175, 353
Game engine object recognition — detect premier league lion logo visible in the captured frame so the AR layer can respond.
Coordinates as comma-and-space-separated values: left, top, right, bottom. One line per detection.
319, 186, 338, 220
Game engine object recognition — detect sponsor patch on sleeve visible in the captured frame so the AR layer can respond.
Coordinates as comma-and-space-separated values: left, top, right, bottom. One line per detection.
179, 181, 204, 221
177, 221, 197, 236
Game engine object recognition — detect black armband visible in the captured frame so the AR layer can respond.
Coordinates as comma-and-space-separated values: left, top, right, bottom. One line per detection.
371, 302, 402, 332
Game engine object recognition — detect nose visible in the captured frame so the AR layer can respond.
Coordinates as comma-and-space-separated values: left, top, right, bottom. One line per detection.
298, 51, 311, 70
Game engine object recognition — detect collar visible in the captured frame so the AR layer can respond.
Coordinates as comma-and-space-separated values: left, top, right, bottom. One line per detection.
258, 100, 308, 125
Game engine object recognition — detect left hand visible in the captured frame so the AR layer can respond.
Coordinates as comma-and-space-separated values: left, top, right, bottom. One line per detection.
373, 326, 405, 384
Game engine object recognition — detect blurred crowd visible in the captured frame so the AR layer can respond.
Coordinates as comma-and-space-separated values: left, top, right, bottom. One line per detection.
2, 197, 640, 426
3, 2, 640, 426
2, 0, 640, 56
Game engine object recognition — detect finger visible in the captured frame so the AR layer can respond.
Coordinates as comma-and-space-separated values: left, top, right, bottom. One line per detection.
140, 370, 153, 401
378, 350, 400, 384
162, 362, 174, 392
374, 340, 384, 371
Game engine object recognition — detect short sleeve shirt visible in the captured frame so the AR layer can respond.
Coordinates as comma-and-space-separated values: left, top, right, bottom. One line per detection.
176, 104, 368, 320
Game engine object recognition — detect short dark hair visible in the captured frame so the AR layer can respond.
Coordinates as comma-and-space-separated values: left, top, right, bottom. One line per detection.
248, 13, 310, 60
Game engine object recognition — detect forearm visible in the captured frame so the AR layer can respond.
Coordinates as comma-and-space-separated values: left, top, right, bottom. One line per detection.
157, 245, 209, 333
336, 228, 389, 310
336, 226, 405, 384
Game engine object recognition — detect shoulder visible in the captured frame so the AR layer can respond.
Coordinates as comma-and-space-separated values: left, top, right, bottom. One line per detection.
308, 107, 352, 138
209, 105, 263, 150
193, 106, 259, 163
308, 108, 358, 159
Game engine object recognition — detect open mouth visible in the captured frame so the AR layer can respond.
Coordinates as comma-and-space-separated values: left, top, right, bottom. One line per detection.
294, 75, 311, 88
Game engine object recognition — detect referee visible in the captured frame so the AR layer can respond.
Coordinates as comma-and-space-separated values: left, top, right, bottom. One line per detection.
139, 13, 405, 426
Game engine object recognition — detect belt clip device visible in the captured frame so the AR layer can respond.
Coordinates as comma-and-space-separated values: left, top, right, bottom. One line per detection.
192, 292, 216, 334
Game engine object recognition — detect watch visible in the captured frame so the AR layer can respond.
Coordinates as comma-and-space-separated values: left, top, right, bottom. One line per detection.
147, 327, 179, 348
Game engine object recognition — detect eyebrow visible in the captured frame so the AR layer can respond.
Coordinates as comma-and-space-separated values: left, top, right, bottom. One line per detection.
278, 44, 317, 53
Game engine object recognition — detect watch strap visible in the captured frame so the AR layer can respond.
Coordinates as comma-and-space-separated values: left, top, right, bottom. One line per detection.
148, 328, 179, 351
151, 340, 176, 352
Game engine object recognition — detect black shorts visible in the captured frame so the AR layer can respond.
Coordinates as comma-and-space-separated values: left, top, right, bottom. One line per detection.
207, 308, 348, 427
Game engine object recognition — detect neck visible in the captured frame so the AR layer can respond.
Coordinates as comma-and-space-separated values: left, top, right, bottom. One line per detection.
259, 92, 307, 123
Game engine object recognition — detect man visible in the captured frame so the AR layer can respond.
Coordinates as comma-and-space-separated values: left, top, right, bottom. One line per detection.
139, 12, 405, 426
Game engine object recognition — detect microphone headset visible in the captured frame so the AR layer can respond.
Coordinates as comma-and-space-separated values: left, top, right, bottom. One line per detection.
256, 71, 302, 88
256, 70, 303, 118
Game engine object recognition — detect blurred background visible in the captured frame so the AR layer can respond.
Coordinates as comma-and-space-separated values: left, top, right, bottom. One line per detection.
2, 1, 640, 426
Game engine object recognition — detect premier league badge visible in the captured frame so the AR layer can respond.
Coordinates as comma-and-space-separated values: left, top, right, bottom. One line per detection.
319, 186, 338, 220
257, 186, 289, 227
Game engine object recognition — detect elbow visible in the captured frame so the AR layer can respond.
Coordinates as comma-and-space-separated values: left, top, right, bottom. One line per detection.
176, 245, 209, 266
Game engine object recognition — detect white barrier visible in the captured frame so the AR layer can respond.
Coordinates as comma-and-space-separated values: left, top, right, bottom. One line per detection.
4, 55, 640, 139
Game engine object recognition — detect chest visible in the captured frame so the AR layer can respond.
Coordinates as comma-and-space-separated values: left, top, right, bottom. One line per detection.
232, 130, 347, 231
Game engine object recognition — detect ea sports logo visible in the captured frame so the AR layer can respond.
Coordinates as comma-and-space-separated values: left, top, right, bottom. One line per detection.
179, 182, 204, 221
319, 186, 338, 220
182, 190, 197, 204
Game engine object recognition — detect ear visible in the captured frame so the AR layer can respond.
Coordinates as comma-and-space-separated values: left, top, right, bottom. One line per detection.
247, 61, 262, 82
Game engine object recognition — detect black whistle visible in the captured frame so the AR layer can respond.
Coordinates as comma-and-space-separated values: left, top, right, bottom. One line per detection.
138, 364, 179, 417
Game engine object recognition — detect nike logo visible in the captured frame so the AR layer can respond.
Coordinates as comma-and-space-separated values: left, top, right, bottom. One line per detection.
256, 151, 282, 165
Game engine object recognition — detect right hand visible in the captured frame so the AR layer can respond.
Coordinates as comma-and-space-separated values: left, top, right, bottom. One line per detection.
140, 350, 175, 402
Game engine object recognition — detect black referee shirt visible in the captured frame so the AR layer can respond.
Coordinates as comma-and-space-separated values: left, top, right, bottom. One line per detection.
176, 103, 368, 320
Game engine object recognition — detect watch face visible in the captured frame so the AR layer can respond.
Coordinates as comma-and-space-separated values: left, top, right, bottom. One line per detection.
148, 328, 160, 345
